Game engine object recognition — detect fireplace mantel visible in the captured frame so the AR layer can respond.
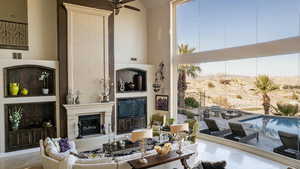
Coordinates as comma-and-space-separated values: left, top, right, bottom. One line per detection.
63, 102, 114, 114
63, 102, 114, 140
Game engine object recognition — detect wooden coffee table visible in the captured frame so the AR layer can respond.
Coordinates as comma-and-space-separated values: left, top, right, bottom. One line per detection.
128, 150, 195, 169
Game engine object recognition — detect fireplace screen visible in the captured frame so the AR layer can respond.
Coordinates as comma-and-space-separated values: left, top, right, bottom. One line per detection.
78, 114, 102, 136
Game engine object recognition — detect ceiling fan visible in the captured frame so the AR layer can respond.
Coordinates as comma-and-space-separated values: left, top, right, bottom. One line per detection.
109, 0, 141, 15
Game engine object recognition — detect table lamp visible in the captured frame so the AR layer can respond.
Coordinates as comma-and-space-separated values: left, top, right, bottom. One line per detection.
170, 123, 189, 154
131, 128, 153, 164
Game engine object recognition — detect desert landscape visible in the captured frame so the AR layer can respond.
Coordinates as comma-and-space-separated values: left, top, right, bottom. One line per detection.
184, 74, 300, 115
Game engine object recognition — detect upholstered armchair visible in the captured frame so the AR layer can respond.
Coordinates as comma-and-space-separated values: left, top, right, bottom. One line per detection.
150, 114, 166, 137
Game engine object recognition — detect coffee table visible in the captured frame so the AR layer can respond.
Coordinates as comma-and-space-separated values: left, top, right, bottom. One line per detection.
128, 150, 195, 169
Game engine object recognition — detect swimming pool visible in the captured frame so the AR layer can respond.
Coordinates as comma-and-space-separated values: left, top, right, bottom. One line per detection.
240, 116, 300, 138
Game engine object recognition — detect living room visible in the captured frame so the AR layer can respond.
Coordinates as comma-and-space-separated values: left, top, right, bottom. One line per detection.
0, 0, 298, 169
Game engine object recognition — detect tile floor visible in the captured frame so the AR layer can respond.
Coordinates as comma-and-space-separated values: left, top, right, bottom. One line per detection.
0, 140, 288, 169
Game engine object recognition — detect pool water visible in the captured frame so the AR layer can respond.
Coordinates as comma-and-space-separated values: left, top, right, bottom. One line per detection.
240, 116, 300, 138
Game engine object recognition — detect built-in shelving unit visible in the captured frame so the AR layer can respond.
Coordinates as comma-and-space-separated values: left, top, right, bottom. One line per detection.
116, 68, 147, 93
0, 59, 59, 153
115, 64, 155, 134
4, 65, 55, 97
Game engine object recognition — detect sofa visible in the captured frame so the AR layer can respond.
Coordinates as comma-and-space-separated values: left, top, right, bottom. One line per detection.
40, 138, 201, 169
40, 139, 133, 169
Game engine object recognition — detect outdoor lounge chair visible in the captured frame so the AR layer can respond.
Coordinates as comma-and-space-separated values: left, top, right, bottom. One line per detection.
273, 131, 300, 159
200, 119, 231, 137
224, 122, 259, 143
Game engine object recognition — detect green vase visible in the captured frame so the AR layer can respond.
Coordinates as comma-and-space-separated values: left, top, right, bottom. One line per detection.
9, 83, 19, 96
11, 123, 19, 131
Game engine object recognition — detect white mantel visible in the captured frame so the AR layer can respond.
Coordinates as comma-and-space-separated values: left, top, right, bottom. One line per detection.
63, 102, 114, 140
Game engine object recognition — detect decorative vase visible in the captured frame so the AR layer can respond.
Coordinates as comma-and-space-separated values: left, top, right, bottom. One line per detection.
21, 88, 29, 96
119, 80, 125, 92
9, 83, 19, 96
133, 74, 143, 91
11, 123, 19, 131
42, 88, 49, 95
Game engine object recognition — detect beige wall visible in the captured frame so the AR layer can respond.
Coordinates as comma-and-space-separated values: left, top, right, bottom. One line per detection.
114, 1, 148, 64
0, 0, 27, 23
0, 0, 57, 60
147, 2, 171, 96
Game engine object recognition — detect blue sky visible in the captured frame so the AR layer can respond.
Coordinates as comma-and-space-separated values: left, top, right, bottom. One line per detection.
176, 0, 300, 76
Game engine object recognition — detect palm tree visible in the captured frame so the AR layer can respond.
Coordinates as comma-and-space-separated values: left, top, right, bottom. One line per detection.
177, 44, 201, 107
254, 75, 278, 115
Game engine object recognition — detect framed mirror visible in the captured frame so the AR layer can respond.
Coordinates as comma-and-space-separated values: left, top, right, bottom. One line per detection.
0, 0, 28, 50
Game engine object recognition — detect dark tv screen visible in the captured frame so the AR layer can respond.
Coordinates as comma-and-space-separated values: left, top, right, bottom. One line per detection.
117, 97, 147, 119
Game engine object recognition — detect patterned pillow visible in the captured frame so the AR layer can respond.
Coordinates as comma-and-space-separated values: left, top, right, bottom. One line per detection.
59, 138, 71, 152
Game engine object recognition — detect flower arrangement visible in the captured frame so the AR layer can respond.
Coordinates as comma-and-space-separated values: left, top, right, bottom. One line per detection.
39, 72, 50, 94
9, 106, 23, 130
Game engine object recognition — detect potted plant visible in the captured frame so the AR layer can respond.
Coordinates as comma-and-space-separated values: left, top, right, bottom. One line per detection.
39, 72, 50, 95
9, 106, 23, 131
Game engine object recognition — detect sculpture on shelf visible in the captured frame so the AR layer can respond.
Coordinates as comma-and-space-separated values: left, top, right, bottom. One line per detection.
153, 62, 165, 93
75, 90, 80, 104
119, 79, 125, 92
66, 89, 76, 104
99, 78, 113, 102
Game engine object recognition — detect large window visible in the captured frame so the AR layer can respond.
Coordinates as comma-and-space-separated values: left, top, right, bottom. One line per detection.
174, 0, 300, 161
176, 0, 300, 52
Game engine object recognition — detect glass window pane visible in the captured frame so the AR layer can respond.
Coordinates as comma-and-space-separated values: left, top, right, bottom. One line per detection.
258, 0, 300, 42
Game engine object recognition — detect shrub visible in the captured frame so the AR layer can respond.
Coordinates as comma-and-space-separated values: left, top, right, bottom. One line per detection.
208, 82, 215, 88
166, 118, 175, 126
277, 102, 299, 116
236, 95, 242, 99
178, 109, 195, 119
185, 97, 200, 108
212, 96, 233, 109
219, 79, 231, 85
282, 85, 300, 90
292, 92, 299, 100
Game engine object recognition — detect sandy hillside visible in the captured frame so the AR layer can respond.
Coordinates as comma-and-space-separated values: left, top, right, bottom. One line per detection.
185, 75, 300, 114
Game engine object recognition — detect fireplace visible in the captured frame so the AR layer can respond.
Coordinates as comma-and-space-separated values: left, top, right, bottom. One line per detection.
78, 114, 104, 137
117, 97, 147, 134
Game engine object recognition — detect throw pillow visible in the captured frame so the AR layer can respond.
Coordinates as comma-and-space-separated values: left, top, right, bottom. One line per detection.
52, 138, 61, 152
59, 138, 71, 152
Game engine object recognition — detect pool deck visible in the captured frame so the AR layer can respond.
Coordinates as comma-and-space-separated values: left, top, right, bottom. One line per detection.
200, 117, 283, 153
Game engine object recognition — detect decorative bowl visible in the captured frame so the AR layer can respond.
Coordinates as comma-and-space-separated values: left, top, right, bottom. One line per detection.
154, 143, 172, 156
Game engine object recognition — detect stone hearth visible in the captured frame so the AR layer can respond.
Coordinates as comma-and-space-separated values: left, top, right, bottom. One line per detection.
63, 102, 114, 140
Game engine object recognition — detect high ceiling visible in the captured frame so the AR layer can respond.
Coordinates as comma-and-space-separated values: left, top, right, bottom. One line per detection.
140, 0, 170, 9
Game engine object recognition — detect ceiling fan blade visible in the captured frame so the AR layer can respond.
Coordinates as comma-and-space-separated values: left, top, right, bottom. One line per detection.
124, 5, 141, 11
120, 0, 136, 4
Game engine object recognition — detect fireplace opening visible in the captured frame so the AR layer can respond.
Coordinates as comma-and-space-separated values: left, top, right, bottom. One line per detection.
78, 114, 102, 136
117, 97, 147, 134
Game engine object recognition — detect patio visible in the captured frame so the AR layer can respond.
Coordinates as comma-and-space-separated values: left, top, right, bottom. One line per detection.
178, 107, 287, 155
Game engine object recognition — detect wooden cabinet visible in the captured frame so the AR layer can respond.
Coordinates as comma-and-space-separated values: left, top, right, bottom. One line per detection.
117, 117, 146, 134
6, 127, 56, 152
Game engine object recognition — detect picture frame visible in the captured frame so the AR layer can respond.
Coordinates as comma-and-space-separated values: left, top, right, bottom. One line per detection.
155, 95, 169, 111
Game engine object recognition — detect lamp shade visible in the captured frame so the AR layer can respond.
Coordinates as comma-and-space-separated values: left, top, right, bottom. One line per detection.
131, 129, 153, 142
170, 123, 189, 134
